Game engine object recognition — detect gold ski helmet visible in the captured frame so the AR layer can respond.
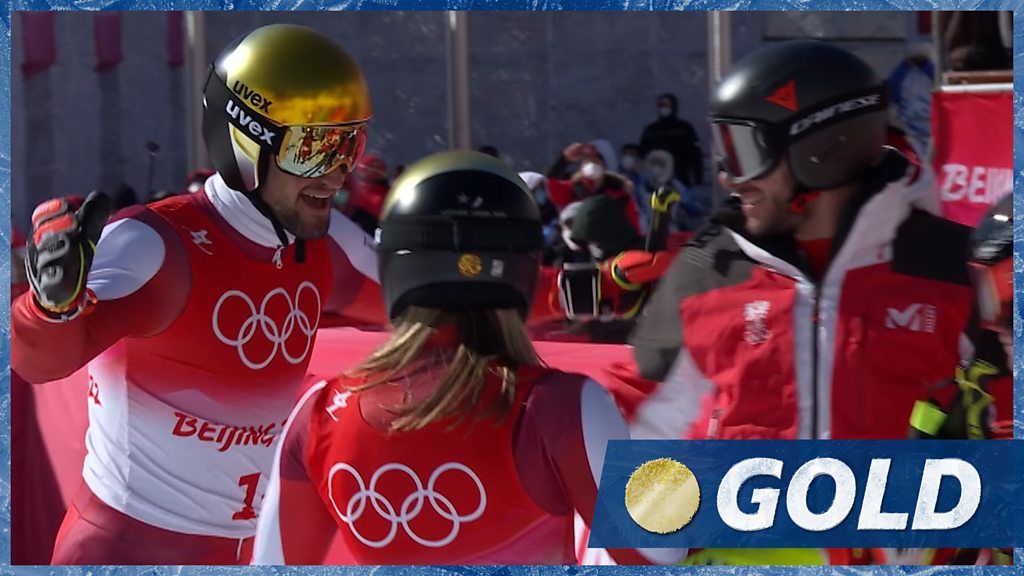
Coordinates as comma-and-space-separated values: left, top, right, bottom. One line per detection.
202, 24, 372, 193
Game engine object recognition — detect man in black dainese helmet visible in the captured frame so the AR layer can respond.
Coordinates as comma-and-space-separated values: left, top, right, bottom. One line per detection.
629, 39, 978, 465
709, 40, 892, 241
377, 151, 545, 320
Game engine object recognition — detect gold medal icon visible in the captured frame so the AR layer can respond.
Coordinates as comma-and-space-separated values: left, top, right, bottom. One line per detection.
625, 457, 700, 534
458, 254, 483, 277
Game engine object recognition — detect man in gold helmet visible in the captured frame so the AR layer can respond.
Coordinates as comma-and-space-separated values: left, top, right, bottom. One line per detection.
13, 24, 383, 564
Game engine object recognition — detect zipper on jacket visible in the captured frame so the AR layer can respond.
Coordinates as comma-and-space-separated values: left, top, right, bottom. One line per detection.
272, 246, 284, 269
811, 290, 820, 439
707, 408, 723, 439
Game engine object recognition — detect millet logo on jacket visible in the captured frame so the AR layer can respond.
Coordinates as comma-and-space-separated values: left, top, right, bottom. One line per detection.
885, 303, 936, 333
225, 100, 276, 146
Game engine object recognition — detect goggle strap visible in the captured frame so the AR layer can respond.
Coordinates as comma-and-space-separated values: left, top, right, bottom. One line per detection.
379, 218, 543, 253
207, 72, 287, 155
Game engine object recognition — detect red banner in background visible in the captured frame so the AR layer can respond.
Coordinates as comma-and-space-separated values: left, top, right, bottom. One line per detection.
166, 12, 184, 67
931, 89, 1012, 227
94, 13, 123, 72
20, 12, 57, 78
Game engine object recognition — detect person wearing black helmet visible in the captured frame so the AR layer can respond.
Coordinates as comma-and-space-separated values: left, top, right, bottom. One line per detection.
908, 194, 1014, 439
630, 40, 976, 455
251, 151, 685, 566
13, 24, 385, 564
904, 195, 1014, 567
968, 194, 1014, 357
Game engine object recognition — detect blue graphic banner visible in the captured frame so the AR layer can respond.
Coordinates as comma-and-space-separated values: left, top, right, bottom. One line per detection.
591, 440, 1022, 549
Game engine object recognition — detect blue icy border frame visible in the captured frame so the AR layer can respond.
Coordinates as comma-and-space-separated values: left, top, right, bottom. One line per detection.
0, 2, 1021, 573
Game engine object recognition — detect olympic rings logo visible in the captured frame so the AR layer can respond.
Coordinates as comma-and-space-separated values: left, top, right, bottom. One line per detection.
328, 462, 487, 549
212, 281, 321, 370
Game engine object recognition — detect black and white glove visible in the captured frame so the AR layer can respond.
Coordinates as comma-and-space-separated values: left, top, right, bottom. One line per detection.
26, 191, 112, 321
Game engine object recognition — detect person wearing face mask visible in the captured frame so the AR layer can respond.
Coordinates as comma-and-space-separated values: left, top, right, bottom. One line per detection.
544, 142, 641, 234
639, 93, 704, 189
643, 150, 704, 232
519, 171, 560, 251
618, 144, 649, 230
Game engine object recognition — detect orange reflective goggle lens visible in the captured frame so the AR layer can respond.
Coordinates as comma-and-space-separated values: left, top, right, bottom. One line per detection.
277, 124, 367, 179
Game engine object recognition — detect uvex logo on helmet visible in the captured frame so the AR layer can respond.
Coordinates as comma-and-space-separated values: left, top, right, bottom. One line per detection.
232, 80, 273, 112
788, 94, 883, 137
225, 100, 276, 146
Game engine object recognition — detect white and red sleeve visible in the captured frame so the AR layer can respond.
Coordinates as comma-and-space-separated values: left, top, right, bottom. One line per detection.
252, 380, 336, 565
12, 207, 190, 383
514, 374, 687, 565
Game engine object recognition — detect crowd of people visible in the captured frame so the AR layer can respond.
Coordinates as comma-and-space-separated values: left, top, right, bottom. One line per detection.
332, 107, 710, 268
11, 22, 1014, 568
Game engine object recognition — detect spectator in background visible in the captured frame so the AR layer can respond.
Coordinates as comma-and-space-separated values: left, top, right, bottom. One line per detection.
570, 194, 644, 262
545, 142, 641, 233
557, 194, 646, 345
545, 200, 587, 267
886, 43, 934, 155
643, 150, 703, 232
112, 183, 138, 211
518, 171, 559, 240
341, 153, 390, 236
937, 11, 1011, 71
619, 143, 648, 229
939, 11, 1012, 71
640, 93, 704, 188
183, 169, 216, 195
589, 139, 618, 173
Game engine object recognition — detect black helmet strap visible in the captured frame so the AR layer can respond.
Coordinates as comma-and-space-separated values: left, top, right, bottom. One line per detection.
247, 177, 307, 264
788, 185, 822, 214
379, 217, 543, 253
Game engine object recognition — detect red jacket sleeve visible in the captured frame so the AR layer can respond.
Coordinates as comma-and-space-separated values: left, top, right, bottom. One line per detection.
514, 374, 686, 565
528, 266, 565, 323
322, 211, 387, 328
256, 382, 337, 564
12, 210, 190, 383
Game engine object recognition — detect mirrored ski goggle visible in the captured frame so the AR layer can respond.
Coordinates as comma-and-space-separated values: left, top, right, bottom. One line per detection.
969, 259, 1012, 333
710, 120, 782, 184
276, 123, 368, 179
